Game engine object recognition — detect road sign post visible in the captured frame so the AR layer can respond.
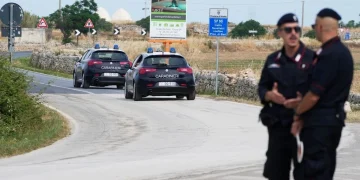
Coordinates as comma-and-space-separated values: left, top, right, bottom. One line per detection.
74, 29, 81, 46
209, 8, 228, 96
249, 30, 258, 36
9, 4, 13, 63
0, 2, 23, 63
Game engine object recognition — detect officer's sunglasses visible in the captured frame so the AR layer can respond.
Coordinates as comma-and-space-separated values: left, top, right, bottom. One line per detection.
281, 26, 301, 34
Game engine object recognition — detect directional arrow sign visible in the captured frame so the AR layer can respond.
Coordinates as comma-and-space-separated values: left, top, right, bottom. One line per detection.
114, 28, 120, 35
75, 29, 81, 36
92, 29, 97, 35
141, 29, 146, 36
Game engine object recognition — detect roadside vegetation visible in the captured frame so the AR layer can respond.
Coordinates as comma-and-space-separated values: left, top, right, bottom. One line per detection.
0, 57, 70, 158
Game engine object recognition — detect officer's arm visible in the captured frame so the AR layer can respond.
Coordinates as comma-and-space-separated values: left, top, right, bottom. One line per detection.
258, 58, 273, 104
295, 53, 338, 115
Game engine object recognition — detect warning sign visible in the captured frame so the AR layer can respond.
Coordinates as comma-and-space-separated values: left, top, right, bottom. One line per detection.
84, 18, 94, 28
37, 17, 48, 28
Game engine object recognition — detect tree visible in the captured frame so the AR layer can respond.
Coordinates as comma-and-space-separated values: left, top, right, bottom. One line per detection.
46, 0, 100, 44
136, 16, 150, 32
21, 11, 40, 28
346, 20, 355, 28
304, 29, 316, 39
230, 19, 267, 38
96, 18, 113, 32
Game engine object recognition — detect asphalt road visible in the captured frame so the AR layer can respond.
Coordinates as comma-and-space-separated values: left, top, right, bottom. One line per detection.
0, 65, 359, 179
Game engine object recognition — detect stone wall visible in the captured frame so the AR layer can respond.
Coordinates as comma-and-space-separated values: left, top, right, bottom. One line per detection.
30, 50, 78, 74
29, 50, 360, 107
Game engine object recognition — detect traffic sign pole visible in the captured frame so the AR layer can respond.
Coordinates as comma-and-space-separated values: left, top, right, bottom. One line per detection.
215, 36, 219, 96
208, 8, 228, 96
9, 4, 13, 63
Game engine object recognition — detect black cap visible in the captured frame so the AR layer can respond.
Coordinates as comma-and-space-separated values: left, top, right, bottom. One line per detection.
277, 13, 299, 27
317, 8, 341, 20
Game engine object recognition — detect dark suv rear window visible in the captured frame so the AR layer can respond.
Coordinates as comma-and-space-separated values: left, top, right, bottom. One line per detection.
91, 51, 128, 61
143, 55, 188, 67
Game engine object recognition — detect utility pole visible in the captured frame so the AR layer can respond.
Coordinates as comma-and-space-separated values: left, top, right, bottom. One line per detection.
301, 0, 304, 37
142, 0, 149, 18
59, 0, 61, 16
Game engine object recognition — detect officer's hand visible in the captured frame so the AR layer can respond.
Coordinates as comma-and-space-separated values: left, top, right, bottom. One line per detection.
291, 116, 303, 136
269, 82, 286, 104
284, 92, 303, 109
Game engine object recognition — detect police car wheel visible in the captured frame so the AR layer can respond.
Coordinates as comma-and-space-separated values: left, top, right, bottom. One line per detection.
186, 90, 196, 100
81, 73, 90, 89
133, 83, 142, 101
124, 82, 132, 99
176, 95, 184, 99
73, 72, 81, 88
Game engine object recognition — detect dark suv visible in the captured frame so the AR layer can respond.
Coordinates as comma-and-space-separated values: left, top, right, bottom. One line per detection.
124, 47, 196, 101
73, 44, 132, 89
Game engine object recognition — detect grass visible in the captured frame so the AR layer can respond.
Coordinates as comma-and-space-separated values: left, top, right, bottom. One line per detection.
0, 104, 70, 158
13, 58, 72, 79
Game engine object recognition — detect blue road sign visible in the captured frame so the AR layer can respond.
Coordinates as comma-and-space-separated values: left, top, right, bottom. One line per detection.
209, 8, 228, 37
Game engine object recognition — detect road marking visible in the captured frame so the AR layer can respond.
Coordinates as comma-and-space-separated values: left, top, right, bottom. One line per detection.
14, 67, 72, 80
35, 81, 94, 94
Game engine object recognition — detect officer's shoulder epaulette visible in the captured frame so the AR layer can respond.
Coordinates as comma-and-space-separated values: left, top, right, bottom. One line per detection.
266, 50, 282, 61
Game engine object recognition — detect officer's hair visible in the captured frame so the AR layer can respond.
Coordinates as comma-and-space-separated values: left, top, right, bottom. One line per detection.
317, 17, 339, 32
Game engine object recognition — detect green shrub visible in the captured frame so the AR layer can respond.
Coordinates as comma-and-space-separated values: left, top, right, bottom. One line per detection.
0, 58, 45, 137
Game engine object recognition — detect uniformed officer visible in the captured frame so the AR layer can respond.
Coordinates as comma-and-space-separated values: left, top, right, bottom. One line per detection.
258, 13, 316, 180
291, 8, 354, 180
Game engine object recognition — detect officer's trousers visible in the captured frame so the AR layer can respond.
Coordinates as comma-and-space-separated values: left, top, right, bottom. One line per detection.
263, 122, 297, 180
293, 126, 343, 180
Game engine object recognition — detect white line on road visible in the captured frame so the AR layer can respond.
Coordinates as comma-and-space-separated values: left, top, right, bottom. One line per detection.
35, 81, 94, 94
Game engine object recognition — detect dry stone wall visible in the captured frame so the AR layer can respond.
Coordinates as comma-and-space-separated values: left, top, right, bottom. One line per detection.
29, 50, 360, 107
30, 51, 78, 74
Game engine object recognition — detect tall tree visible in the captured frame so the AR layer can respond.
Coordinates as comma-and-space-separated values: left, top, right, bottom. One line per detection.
21, 11, 40, 28
136, 16, 150, 33
46, 0, 100, 44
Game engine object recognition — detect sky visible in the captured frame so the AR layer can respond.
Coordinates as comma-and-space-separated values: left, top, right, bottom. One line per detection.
1, 0, 359, 27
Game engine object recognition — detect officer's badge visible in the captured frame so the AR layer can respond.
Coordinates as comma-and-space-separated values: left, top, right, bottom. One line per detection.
316, 48, 322, 55
268, 63, 280, 68
293, 16, 297, 21
295, 54, 301, 62
302, 64, 306, 69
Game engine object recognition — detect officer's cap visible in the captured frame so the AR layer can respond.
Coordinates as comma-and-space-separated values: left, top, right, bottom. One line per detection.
316, 8, 341, 20
277, 13, 299, 27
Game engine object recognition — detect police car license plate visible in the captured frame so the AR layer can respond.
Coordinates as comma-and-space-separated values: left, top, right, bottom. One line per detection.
104, 73, 118, 77
159, 82, 176, 86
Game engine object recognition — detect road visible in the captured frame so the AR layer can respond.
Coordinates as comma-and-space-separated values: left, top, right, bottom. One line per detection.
0, 61, 359, 179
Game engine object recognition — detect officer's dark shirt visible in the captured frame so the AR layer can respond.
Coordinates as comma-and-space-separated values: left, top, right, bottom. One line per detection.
303, 36, 354, 127
258, 42, 316, 126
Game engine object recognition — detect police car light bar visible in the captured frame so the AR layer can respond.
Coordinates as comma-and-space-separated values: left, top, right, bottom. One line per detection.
170, 47, 176, 53
156, 48, 163, 52
113, 44, 119, 49
94, 43, 100, 49
147, 47, 154, 53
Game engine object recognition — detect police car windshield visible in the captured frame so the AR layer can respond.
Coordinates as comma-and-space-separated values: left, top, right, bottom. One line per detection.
91, 51, 128, 61
143, 55, 187, 67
